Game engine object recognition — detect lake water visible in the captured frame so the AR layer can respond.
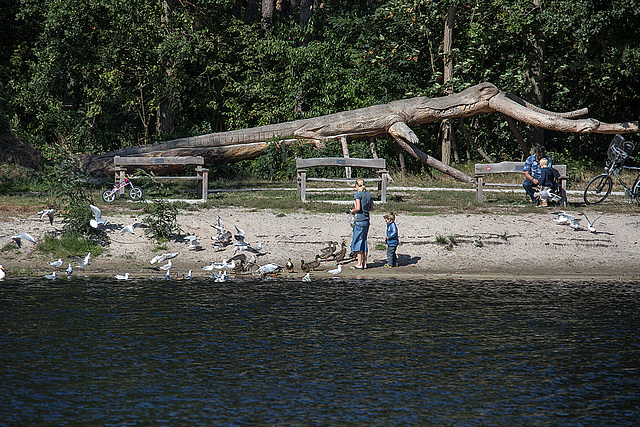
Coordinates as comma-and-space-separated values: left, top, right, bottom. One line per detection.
1, 277, 638, 425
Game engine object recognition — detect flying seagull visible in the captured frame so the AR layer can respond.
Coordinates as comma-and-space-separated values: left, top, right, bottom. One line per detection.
38, 209, 55, 225
150, 252, 179, 265
583, 213, 603, 233
120, 222, 144, 235
9, 233, 36, 248
75, 252, 91, 272
89, 205, 109, 228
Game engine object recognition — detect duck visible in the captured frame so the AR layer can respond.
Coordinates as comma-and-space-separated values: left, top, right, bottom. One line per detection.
286, 258, 294, 273
306, 255, 321, 271
300, 260, 310, 274
331, 240, 347, 263
319, 241, 337, 260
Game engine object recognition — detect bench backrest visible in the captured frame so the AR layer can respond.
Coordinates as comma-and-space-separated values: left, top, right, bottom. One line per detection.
475, 161, 566, 176
114, 156, 204, 166
296, 157, 385, 169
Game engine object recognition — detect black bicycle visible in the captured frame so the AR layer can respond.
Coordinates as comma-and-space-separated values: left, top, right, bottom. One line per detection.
583, 134, 640, 205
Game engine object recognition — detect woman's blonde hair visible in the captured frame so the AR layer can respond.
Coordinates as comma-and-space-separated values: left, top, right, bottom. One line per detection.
355, 177, 366, 191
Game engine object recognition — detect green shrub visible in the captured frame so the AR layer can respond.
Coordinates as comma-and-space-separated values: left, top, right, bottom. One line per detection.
142, 199, 182, 241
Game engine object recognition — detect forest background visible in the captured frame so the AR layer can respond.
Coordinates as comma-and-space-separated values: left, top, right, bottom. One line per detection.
0, 0, 639, 183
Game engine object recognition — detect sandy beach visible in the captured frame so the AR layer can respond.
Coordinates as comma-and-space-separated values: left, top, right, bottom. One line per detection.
1, 204, 639, 281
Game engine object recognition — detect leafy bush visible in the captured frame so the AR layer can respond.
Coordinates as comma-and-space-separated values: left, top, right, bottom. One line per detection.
142, 199, 182, 241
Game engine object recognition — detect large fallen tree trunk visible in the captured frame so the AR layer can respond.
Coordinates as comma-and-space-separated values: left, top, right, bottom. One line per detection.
81, 82, 639, 183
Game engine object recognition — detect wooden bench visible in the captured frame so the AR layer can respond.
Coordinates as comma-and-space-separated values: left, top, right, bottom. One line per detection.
475, 161, 568, 206
114, 156, 209, 200
296, 157, 388, 202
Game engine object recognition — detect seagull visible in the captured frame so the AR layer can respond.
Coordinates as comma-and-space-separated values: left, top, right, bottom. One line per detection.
114, 273, 130, 280
66, 263, 73, 275
583, 213, 603, 233
48, 258, 63, 270
328, 263, 342, 275
552, 211, 574, 225
534, 189, 562, 203
89, 205, 109, 228
38, 209, 55, 225
213, 259, 236, 271
212, 230, 232, 247
0, 265, 5, 281
234, 225, 245, 241
159, 260, 172, 271
202, 263, 216, 271
567, 217, 581, 230
257, 263, 283, 277
44, 271, 56, 280
211, 216, 225, 234
120, 222, 144, 235
302, 272, 311, 282
150, 252, 179, 264
75, 252, 91, 272
212, 270, 228, 282
162, 269, 171, 280
9, 233, 36, 248
184, 235, 201, 250
183, 270, 192, 279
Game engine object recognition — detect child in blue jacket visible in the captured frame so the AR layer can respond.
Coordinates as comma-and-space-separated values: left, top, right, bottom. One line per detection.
384, 212, 399, 267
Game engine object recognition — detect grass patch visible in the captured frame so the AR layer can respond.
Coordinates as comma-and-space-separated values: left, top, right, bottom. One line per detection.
37, 232, 104, 259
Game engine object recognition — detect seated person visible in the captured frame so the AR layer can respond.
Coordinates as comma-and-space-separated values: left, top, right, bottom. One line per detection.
537, 157, 559, 206
523, 145, 552, 204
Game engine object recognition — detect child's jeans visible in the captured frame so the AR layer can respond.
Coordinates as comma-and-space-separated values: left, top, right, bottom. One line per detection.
386, 245, 397, 267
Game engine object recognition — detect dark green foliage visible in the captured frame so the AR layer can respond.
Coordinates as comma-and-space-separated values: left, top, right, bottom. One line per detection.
0, 0, 637, 173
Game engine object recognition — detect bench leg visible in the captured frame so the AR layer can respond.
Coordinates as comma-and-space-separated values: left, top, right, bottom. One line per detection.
199, 168, 209, 201
297, 170, 307, 202
379, 170, 387, 203
117, 169, 126, 197
476, 177, 484, 203
560, 179, 567, 207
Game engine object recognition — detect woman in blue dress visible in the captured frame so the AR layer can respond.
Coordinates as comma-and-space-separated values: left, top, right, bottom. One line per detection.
350, 178, 374, 269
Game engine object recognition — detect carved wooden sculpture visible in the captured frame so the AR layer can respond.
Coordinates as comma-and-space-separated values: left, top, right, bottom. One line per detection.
80, 82, 638, 183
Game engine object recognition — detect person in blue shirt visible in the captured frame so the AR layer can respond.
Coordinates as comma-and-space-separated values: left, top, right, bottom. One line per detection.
350, 178, 374, 269
523, 145, 552, 204
384, 212, 399, 267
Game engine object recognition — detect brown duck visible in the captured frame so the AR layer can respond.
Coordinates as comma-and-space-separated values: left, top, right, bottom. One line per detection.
331, 240, 347, 263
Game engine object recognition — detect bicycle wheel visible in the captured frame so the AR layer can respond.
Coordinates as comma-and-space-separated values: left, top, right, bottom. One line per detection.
584, 174, 613, 205
632, 176, 640, 206
129, 186, 143, 200
102, 189, 116, 203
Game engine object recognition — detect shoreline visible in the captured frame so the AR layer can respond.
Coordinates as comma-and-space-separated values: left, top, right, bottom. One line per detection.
1, 206, 639, 281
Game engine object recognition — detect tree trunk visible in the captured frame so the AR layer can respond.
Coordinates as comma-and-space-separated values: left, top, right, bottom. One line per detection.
457, 119, 493, 163
440, 5, 456, 165
299, 0, 312, 28
157, 0, 175, 139
262, 0, 274, 32
525, 0, 546, 148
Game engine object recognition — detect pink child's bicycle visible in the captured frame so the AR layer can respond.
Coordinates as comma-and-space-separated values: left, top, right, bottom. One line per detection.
102, 175, 143, 202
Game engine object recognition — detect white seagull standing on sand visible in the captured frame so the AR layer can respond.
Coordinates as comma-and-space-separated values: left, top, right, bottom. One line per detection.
9, 233, 36, 248
328, 264, 342, 275
38, 209, 55, 225
184, 235, 201, 250
48, 258, 63, 270
114, 273, 130, 280
89, 205, 109, 228
66, 263, 73, 275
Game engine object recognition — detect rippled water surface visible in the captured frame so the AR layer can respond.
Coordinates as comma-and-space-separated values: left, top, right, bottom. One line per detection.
1, 277, 639, 425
